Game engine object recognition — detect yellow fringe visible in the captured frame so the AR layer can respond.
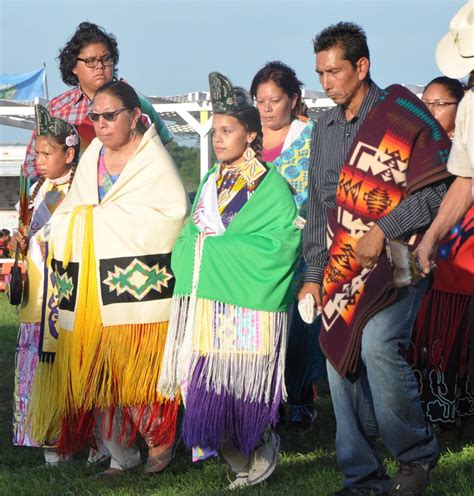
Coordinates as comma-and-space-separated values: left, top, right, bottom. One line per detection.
29, 205, 95, 440
29, 205, 172, 441
83, 321, 170, 409
27, 361, 62, 444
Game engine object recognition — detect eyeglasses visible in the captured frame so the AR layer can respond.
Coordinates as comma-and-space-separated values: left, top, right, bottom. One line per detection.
88, 108, 128, 122
422, 100, 458, 109
76, 54, 114, 68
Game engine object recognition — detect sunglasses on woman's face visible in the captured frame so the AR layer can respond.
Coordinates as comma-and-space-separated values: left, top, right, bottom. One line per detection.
88, 108, 128, 123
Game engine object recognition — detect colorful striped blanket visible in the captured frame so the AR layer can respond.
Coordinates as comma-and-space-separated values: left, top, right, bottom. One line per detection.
320, 84, 452, 377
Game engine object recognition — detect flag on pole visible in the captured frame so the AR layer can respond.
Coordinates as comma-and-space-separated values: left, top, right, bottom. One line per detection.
0, 67, 46, 101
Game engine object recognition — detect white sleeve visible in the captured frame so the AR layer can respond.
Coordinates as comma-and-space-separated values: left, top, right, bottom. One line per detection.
447, 92, 474, 179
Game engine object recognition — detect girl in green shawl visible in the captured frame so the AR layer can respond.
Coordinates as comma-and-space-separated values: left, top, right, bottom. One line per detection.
158, 72, 301, 489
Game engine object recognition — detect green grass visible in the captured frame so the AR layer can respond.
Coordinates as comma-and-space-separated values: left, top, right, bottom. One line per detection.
0, 293, 472, 495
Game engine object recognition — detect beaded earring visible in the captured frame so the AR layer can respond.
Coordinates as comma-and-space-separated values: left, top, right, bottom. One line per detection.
243, 146, 256, 162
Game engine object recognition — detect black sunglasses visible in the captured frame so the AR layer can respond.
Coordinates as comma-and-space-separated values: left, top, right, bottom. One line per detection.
88, 108, 129, 123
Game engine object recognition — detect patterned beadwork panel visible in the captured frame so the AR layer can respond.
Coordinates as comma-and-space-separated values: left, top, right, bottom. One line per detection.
51, 258, 79, 312
99, 253, 174, 305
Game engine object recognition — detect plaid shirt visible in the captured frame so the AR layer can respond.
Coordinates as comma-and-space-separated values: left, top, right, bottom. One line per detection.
22, 85, 173, 179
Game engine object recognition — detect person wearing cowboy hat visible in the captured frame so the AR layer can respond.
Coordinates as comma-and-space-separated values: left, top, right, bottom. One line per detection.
416, 0, 474, 275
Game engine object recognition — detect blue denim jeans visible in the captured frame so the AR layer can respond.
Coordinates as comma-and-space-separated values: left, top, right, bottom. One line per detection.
327, 279, 439, 493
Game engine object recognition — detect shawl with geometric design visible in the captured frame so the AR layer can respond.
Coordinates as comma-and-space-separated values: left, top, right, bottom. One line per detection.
158, 162, 300, 453
48, 125, 188, 328
28, 125, 188, 451
272, 116, 314, 216
320, 84, 452, 378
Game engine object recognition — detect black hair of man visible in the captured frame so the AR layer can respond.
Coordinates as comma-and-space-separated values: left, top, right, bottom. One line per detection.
313, 22, 371, 81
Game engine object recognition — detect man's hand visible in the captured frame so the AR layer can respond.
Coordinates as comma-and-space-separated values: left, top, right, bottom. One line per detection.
414, 232, 437, 276
355, 224, 385, 268
298, 282, 322, 312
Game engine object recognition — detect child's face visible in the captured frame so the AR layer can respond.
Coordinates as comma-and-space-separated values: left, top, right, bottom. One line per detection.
211, 114, 255, 166
35, 136, 73, 180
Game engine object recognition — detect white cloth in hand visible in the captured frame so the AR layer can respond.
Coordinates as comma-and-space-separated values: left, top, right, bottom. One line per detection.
298, 293, 319, 324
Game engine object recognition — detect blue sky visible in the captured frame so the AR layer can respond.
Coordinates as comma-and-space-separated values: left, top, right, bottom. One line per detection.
0, 0, 464, 143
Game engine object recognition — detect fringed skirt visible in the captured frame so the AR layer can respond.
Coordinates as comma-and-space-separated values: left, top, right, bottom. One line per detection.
28, 206, 179, 453
29, 320, 179, 456
410, 289, 473, 425
159, 296, 288, 455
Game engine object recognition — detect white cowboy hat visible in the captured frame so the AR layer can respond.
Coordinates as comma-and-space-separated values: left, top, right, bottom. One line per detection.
435, 0, 474, 78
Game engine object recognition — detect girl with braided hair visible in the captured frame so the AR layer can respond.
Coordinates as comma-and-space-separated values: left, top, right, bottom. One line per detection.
11, 105, 79, 465
158, 72, 301, 489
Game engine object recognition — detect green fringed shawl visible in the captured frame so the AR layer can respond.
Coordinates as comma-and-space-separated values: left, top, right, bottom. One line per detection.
171, 163, 301, 312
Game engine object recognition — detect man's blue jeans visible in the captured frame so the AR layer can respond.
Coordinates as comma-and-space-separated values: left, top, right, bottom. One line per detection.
327, 279, 439, 493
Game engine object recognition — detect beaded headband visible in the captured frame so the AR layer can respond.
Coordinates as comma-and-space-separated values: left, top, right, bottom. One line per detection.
209, 72, 254, 113
35, 104, 79, 146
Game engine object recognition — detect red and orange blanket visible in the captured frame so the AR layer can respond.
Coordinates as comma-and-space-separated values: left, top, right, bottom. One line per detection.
320, 84, 452, 378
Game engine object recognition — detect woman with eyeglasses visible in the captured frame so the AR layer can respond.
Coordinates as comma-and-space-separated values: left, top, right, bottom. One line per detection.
410, 76, 474, 441
421, 76, 464, 140
31, 80, 188, 477
22, 21, 171, 180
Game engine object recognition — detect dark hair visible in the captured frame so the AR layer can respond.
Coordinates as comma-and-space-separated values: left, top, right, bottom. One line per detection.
31, 131, 80, 204
29, 163, 77, 204
313, 22, 370, 79
29, 176, 46, 204
424, 76, 464, 103
250, 61, 303, 116
37, 132, 80, 167
94, 80, 147, 134
468, 70, 474, 90
217, 107, 263, 160
58, 22, 119, 86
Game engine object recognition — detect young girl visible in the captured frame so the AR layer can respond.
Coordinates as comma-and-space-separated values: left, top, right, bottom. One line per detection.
158, 72, 301, 489
12, 105, 79, 464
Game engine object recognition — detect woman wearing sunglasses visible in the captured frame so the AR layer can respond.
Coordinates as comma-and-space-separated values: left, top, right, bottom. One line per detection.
22, 21, 171, 180
31, 80, 188, 477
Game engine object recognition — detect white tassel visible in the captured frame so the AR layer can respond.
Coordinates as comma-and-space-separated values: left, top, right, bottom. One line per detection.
158, 230, 289, 407
157, 296, 189, 399
158, 233, 205, 399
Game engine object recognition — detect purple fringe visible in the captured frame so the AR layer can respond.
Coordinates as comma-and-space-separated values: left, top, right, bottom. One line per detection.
182, 357, 282, 455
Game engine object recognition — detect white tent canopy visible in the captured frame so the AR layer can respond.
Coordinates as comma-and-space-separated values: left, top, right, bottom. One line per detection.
0, 85, 425, 178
